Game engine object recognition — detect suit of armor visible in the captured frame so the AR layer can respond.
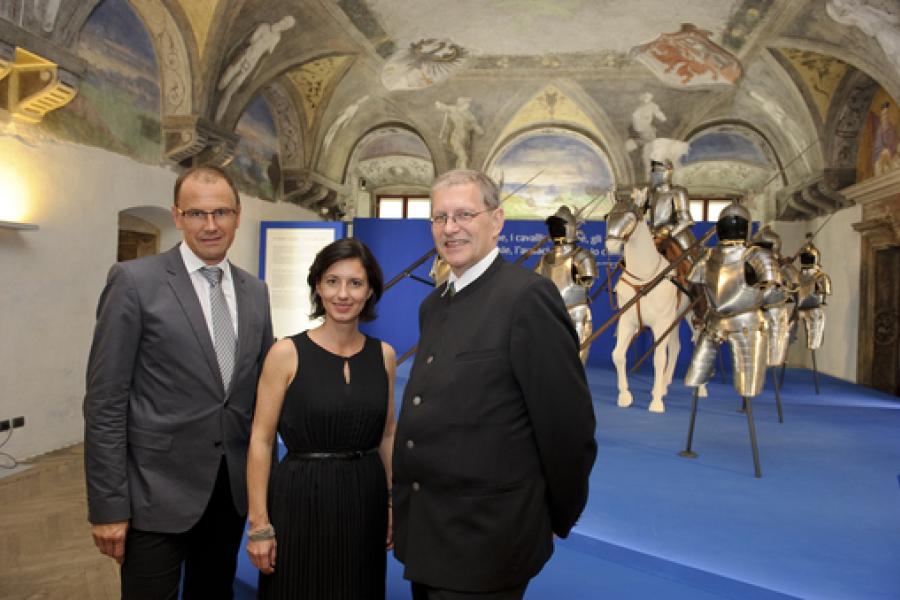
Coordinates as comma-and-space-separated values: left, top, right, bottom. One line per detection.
535, 206, 598, 363
684, 203, 782, 397
646, 160, 697, 254
429, 256, 451, 287
795, 238, 832, 350
752, 226, 800, 366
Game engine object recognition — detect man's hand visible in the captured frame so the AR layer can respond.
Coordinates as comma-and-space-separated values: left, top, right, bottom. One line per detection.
91, 521, 129, 564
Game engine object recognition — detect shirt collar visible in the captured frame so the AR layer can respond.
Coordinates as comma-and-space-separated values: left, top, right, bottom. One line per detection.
446, 247, 499, 295
179, 241, 231, 280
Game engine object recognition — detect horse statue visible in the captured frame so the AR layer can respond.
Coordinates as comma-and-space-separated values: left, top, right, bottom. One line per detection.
604, 190, 705, 412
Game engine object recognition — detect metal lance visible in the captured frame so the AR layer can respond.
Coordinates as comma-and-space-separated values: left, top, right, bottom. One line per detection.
383, 170, 544, 292
580, 226, 716, 352
629, 293, 703, 373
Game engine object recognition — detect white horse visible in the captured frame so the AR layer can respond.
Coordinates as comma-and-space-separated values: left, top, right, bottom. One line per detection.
604, 193, 703, 412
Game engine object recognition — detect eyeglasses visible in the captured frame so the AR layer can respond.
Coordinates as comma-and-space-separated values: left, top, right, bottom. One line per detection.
176, 208, 238, 222
430, 208, 493, 227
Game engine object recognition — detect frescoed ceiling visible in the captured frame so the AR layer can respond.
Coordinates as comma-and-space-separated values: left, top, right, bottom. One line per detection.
12, 0, 900, 217
175, 0, 223, 61
347, 0, 760, 57
285, 55, 354, 129
777, 48, 849, 122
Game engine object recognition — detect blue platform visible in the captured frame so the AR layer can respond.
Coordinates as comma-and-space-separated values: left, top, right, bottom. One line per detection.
237, 365, 900, 599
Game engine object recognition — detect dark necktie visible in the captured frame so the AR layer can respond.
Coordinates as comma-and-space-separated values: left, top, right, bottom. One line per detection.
199, 266, 237, 393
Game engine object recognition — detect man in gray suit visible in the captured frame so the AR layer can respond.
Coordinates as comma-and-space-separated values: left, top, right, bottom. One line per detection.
84, 165, 273, 598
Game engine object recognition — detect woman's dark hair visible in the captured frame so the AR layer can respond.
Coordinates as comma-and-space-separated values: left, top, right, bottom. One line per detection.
307, 238, 384, 322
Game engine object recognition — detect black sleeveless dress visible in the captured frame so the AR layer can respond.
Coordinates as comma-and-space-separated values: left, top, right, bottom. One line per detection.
258, 332, 389, 600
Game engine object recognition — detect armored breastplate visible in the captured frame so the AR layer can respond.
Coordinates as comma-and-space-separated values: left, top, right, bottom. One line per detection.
537, 245, 588, 306
703, 245, 764, 316
649, 190, 676, 232
797, 268, 824, 310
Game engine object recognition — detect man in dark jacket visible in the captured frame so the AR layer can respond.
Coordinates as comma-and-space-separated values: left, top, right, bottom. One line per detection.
393, 169, 597, 599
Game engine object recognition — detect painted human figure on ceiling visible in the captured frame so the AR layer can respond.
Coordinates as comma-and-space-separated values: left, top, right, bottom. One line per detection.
215, 16, 296, 122
435, 97, 484, 169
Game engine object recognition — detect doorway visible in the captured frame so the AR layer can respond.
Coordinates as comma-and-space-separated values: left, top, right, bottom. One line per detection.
871, 246, 900, 396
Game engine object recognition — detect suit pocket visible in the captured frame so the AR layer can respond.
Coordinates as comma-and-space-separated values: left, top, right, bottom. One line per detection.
128, 427, 173, 451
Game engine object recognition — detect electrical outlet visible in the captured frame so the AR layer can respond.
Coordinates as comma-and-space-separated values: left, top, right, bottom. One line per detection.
11, 416, 24, 428
0, 420, 9, 432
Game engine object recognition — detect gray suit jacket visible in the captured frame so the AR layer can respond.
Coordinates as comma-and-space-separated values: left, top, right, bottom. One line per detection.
84, 244, 273, 533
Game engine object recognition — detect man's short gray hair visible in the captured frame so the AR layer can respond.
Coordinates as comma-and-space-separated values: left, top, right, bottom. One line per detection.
431, 169, 500, 210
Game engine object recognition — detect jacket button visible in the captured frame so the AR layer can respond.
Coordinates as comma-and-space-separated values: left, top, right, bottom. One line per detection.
412, 396, 422, 406
412, 482, 421, 491
213, 441, 222, 447
406, 439, 415, 449
426, 355, 434, 364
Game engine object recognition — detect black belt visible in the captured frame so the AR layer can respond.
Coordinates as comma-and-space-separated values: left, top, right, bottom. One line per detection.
286, 447, 379, 461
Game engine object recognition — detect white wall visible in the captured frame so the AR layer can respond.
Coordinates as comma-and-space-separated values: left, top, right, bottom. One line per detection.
774, 204, 862, 382
0, 133, 319, 460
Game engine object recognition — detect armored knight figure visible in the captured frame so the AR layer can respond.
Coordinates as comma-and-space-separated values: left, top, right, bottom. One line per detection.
535, 205, 598, 363
684, 202, 782, 397
429, 255, 451, 288
751, 225, 800, 367
795, 234, 832, 350
645, 159, 697, 255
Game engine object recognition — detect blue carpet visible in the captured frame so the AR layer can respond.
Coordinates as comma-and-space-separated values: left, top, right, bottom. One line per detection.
237, 365, 900, 599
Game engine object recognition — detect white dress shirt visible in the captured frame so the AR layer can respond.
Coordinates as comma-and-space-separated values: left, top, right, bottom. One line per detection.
447, 247, 499, 294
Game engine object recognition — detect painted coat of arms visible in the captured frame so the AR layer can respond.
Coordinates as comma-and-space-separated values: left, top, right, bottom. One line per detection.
632, 23, 742, 87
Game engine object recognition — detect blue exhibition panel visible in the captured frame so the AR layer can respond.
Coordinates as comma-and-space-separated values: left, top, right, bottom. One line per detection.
354, 218, 718, 374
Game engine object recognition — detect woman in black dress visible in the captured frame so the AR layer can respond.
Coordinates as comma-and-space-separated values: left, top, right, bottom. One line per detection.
246, 238, 396, 599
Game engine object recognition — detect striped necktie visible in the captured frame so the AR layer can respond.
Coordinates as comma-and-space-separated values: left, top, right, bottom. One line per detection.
199, 266, 237, 393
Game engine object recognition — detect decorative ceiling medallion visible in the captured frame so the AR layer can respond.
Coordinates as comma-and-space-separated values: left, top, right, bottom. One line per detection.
632, 23, 742, 88
497, 84, 602, 145
381, 38, 469, 91
286, 55, 353, 128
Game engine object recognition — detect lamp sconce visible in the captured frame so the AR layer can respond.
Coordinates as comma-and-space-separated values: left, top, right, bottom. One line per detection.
0, 220, 38, 231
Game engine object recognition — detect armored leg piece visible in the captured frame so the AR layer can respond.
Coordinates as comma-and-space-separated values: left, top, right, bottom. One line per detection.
800, 307, 826, 350
726, 320, 767, 397
685, 330, 718, 388
569, 303, 593, 364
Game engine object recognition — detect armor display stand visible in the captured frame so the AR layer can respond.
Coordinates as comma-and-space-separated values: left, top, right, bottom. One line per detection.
679, 388, 700, 459
771, 368, 784, 423
740, 369, 783, 423
744, 396, 762, 478
811, 349, 820, 395
681, 391, 764, 477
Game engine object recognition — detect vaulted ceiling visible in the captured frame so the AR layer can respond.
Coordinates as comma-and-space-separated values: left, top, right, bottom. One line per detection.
2, 0, 899, 220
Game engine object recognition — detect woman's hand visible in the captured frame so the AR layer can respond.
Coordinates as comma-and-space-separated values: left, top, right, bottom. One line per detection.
247, 537, 277, 575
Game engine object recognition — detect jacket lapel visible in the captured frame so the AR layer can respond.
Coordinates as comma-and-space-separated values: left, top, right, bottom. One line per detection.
231, 264, 251, 386
164, 246, 225, 395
